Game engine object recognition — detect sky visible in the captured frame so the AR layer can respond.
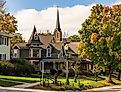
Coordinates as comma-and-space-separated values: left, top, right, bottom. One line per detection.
5, 0, 121, 41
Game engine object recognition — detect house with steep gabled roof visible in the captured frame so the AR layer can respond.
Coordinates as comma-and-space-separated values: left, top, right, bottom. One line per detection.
12, 9, 92, 72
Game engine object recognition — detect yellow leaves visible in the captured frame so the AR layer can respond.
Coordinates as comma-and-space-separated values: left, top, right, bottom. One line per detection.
106, 36, 113, 42
90, 33, 99, 43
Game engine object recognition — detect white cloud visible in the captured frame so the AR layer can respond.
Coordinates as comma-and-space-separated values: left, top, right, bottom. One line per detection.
15, 4, 94, 41
113, 0, 121, 5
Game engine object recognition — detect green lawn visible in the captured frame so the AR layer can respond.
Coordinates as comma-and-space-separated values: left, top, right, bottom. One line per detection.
57, 75, 121, 89
0, 79, 21, 87
1, 74, 121, 90
0, 75, 40, 87
0, 75, 40, 83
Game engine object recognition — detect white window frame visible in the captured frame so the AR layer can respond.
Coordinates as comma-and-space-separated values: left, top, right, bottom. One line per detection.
46, 46, 51, 57
0, 36, 8, 46
0, 54, 6, 61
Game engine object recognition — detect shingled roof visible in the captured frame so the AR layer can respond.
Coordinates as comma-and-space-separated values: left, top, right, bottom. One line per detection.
13, 43, 28, 49
27, 26, 42, 45
0, 31, 13, 37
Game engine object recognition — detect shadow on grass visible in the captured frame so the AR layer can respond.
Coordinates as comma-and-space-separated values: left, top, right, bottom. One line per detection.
81, 76, 105, 81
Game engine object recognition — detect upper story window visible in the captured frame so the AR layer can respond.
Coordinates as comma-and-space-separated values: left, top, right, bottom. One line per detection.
34, 36, 38, 40
0, 54, 6, 61
34, 33, 38, 40
0, 36, 8, 46
46, 46, 51, 57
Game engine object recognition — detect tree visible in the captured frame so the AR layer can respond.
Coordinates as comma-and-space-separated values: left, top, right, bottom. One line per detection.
0, 1, 23, 48
11, 33, 25, 47
79, 4, 121, 83
71, 61, 80, 83
0, 1, 17, 33
50, 69, 62, 84
67, 35, 80, 42
92, 64, 102, 82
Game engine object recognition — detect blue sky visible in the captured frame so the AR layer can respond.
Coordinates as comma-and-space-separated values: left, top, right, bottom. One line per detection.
6, 0, 116, 14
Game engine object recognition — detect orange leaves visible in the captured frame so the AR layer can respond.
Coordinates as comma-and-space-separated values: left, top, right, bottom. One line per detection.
90, 33, 99, 43
115, 56, 121, 60
76, 43, 84, 50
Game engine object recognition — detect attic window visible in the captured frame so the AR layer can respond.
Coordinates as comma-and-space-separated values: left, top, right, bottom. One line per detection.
34, 35, 38, 40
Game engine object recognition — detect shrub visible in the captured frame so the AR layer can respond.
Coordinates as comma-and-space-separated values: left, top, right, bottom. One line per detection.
0, 59, 35, 76
11, 59, 35, 76
0, 61, 14, 75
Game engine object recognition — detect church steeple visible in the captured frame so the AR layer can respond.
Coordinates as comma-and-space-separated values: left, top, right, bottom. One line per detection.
54, 8, 62, 43
56, 9, 61, 31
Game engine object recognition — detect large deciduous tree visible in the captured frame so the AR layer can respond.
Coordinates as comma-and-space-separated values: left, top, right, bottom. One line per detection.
79, 4, 121, 83
0, 1, 17, 33
0, 1, 25, 47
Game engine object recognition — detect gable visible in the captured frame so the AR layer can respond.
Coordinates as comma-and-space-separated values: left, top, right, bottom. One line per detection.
27, 26, 43, 45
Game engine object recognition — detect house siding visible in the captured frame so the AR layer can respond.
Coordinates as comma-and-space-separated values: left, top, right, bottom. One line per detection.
0, 38, 10, 60
20, 49, 29, 58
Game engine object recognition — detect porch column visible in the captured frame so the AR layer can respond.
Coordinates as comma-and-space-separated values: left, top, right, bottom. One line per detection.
42, 60, 44, 85
87, 64, 89, 71
53, 62, 56, 69
39, 49, 41, 58
30, 49, 33, 57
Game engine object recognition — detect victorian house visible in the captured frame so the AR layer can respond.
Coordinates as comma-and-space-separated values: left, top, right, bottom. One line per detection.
12, 9, 92, 72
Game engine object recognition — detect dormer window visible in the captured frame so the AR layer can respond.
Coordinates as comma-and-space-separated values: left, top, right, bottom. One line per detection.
46, 46, 51, 57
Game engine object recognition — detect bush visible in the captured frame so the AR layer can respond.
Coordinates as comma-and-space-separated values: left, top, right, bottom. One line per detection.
11, 59, 35, 76
0, 59, 35, 76
0, 61, 14, 75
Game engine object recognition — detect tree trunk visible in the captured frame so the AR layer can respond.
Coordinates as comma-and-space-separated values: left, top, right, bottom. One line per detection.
54, 73, 58, 84
108, 65, 113, 83
74, 74, 78, 83
118, 70, 121, 81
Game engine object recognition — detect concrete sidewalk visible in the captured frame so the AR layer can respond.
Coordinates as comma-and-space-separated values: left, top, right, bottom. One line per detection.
11, 82, 40, 88
0, 86, 57, 92
83, 85, 121, 92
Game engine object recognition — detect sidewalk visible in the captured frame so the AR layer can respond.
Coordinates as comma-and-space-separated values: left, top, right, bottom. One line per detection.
0, 86, 56, 92
83, 85, 121, 92
11, 82, 40, 88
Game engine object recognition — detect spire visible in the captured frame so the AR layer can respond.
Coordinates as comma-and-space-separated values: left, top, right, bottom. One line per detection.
56, 8, 61, 31
33, 25, 37, 33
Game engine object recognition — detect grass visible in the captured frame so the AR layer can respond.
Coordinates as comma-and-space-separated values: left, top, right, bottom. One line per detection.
0, 79, 21, 87
0, 75, 40, 83
0, 75, 40, 87
30, 75, 121, 91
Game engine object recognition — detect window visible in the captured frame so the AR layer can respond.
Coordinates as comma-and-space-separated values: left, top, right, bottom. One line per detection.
0, 54, 6, 60
46, 46, 51, 57
0, 36, 8, 45
34, 36, 38, 40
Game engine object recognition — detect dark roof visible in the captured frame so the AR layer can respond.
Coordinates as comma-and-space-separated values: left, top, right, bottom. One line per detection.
14, 43, 28, 49
28, 26, 42, 44
0, 31, 13, 38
